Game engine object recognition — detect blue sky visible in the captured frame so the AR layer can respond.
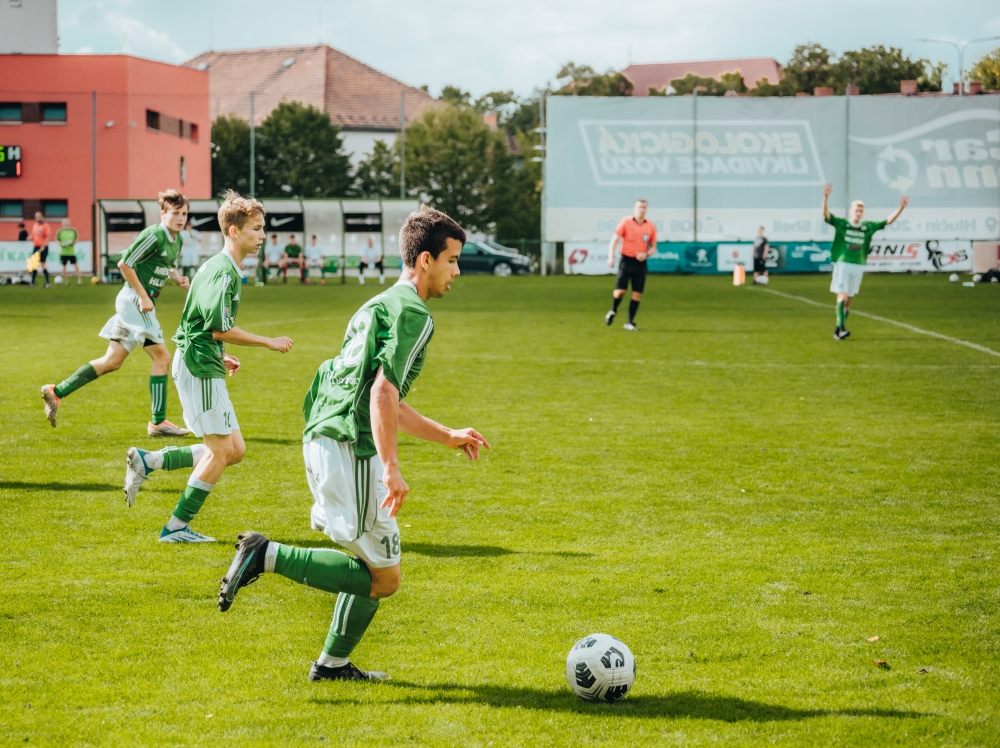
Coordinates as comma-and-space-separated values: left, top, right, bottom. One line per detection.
59, 0, 1000, 96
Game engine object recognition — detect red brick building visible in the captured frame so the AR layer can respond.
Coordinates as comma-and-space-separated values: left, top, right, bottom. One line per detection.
0, 54, 211, 245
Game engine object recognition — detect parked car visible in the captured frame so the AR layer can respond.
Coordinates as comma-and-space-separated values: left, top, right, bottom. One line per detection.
458, 239, 534, 276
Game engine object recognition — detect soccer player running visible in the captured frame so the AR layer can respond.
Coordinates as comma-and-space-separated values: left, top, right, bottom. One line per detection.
215, 206, 490, 682
822, 184, 908, 340
123, 191, 293, 543
41, 191, 192, 435
605, 199, 656, 331
57, 218, 81, 285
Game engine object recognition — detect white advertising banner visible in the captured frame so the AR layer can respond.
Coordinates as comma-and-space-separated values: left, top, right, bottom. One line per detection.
716, 243, 755, 272
565, 241, 614, 275
0, 241, 94, 274
865, 239, 972, 272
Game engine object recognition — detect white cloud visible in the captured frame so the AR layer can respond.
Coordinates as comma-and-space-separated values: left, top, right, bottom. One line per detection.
103, 10, 187, 62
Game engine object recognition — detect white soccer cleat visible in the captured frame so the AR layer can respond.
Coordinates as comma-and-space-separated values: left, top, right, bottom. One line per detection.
623, 323, 638, 331
41, 384, 60, 427
124, 447, 149, 507
148, 420, 192, 437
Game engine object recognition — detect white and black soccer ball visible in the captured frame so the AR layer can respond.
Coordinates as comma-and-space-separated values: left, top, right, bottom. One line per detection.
949, 273, 959, 283
565, 633, 636, 703
973, 274, 982, 283
53, 274, 64, 284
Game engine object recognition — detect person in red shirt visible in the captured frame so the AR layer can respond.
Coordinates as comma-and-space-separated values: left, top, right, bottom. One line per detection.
605, 199, 656, 330
30, 211, 51, 287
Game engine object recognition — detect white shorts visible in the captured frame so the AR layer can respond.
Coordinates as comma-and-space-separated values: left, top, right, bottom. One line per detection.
305, 436, 400, 569
171, 352, 239, 437
830, 261, 865, 296
99, 288, 164, 353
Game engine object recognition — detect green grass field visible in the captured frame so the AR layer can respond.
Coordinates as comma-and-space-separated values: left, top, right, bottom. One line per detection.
1, 273, 998, 746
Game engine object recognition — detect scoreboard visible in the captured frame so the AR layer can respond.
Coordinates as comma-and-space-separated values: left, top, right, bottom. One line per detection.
0, 146, 22, 177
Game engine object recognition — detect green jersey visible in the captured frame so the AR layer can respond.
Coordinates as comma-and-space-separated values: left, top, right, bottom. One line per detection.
56, 227, 78, 257
173, 252, 243, 379
825, 214, 887, 266
285, 243, 302, 259
303, 281, 433, 457
119, 224, 182, 300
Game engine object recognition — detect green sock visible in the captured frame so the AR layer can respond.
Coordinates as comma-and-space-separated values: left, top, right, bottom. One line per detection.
150, 375, 168, 424
273, 545, 372, 598
323, 595, 380, 658
161, 446, 196, 471
836, 301, 846, 327
54, 363, 98, 399
172, 477, 214, 523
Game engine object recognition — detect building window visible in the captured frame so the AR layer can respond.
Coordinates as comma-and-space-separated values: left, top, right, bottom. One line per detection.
40, 103, 67, 122
146, 109, 160, 131
190, 123, 199, 142
0, 103, 22, 122
42, 200, 68, 218
147, 108, 198, 141
0, 200, 22, 218
180, 156, 186, 186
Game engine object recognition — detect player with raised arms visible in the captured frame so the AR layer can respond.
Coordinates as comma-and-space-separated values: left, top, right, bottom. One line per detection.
605, 198, 656, 331
41, 190, 192, 435
215, 206, 490, 682
822, 184, 908, 340
122, 191, 294, 543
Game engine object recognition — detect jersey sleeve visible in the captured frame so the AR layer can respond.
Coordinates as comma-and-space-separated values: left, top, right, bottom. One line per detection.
824, 214, 842, 228
120, 230, 160, 268
870, 220, 888, 232
615, 218, 628, 238
375, 308, 433, 392
200, 272, 237, 332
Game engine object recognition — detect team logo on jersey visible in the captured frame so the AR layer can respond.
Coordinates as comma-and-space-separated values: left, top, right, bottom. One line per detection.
642, 233, 649, 243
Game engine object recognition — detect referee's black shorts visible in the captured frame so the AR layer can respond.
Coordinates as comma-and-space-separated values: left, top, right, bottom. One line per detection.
753, 256, 767, 274
615, 256, 647, 293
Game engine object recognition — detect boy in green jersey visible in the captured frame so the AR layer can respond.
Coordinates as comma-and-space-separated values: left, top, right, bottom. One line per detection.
822, 183, 908, 340
123, 191, 294, 542
283, 234, 304, 284
57, 218, 81, 285
41, 191, 192, 435
216, 207, 490, 682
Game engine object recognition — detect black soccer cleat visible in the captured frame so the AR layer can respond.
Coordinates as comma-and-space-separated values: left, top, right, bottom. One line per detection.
309, 661, 389, 682
218, 531, 269, 612
839, 328, 851, 339
604, 310, 616, 326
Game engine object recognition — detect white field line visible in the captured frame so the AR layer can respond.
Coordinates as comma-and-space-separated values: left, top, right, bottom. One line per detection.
758, 287, 1000, 359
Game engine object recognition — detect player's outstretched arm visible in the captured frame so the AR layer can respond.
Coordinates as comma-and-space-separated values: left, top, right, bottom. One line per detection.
371, 369, 408, 518
212, 327, 293, 352
398, 401, 490, 460
822, 183, 833, 220
885, 195, 909, 225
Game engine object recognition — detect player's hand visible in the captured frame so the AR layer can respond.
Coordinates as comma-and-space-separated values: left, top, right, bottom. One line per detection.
267, 336, 294, 353
175, 276, 190, 290
380, 464, 409, 518
608, 256, 615, 268
823, 183, 833, 197
636, 252, 648, 262
446, 428, 491, 460
899, 195, 909, 209
223, 354, 241, 376
139, 295, 154, 312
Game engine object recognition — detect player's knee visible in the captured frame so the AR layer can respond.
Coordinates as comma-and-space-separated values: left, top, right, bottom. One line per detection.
102, 356, 123, 372
369, 568, 401, 599
227, 442, 246, 466
631, 291, 642, 301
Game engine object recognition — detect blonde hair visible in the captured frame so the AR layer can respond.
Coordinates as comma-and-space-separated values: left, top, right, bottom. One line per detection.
158, 189, 188, 212
851, 199, 865, 209
217, 190, 265, 235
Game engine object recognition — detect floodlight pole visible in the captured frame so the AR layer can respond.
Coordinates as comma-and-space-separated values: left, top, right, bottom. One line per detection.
400, 91, 406, 199
918, 36, 1000, 95
249, 91, 256, 195
692, 86, 698, 243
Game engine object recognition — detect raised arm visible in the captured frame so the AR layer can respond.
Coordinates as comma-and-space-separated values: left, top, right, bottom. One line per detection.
398, 401, 490, 460
885, 195, 909, 226
822, 183, 833, 220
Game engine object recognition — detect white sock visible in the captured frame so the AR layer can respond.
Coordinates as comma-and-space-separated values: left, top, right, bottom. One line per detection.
190, 444, 207, 464
166, 515, 187, 530
187, 476, 215, 492
143, 450, 165, 470
317, 654, 349, 669
379, 274, 385, 284
264, 542, 279, 573
359, 275, 365, 284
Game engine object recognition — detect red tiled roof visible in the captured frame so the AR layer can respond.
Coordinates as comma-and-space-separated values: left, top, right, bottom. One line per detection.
184, 44, 436, 130
624, 58, 782, 96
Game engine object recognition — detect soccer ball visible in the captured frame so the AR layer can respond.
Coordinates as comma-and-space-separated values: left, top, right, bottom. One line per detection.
949, 273, 959, 283
54, 275, 64, 284
565, 633, 636, 703
973, 274, 982, 283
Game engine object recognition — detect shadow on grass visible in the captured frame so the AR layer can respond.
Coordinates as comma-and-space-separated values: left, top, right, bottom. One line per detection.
313, 682, 926, 722
245, 437, 301, 446
0, 481, 118, 492
265, 539, 592, 559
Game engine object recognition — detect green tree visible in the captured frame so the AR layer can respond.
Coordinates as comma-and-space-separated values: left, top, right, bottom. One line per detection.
969, 46, 1000, 90
553, 62, 633, 96
209, 115, 251, 197
351, 139, 399, 199
256, 102, 352, 198
835, 45, 937, 94
666, 71, 747, 96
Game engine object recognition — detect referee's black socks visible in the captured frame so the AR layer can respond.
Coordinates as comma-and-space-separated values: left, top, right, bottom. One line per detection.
628, 299, 640, 323
612, 295, 623, 313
